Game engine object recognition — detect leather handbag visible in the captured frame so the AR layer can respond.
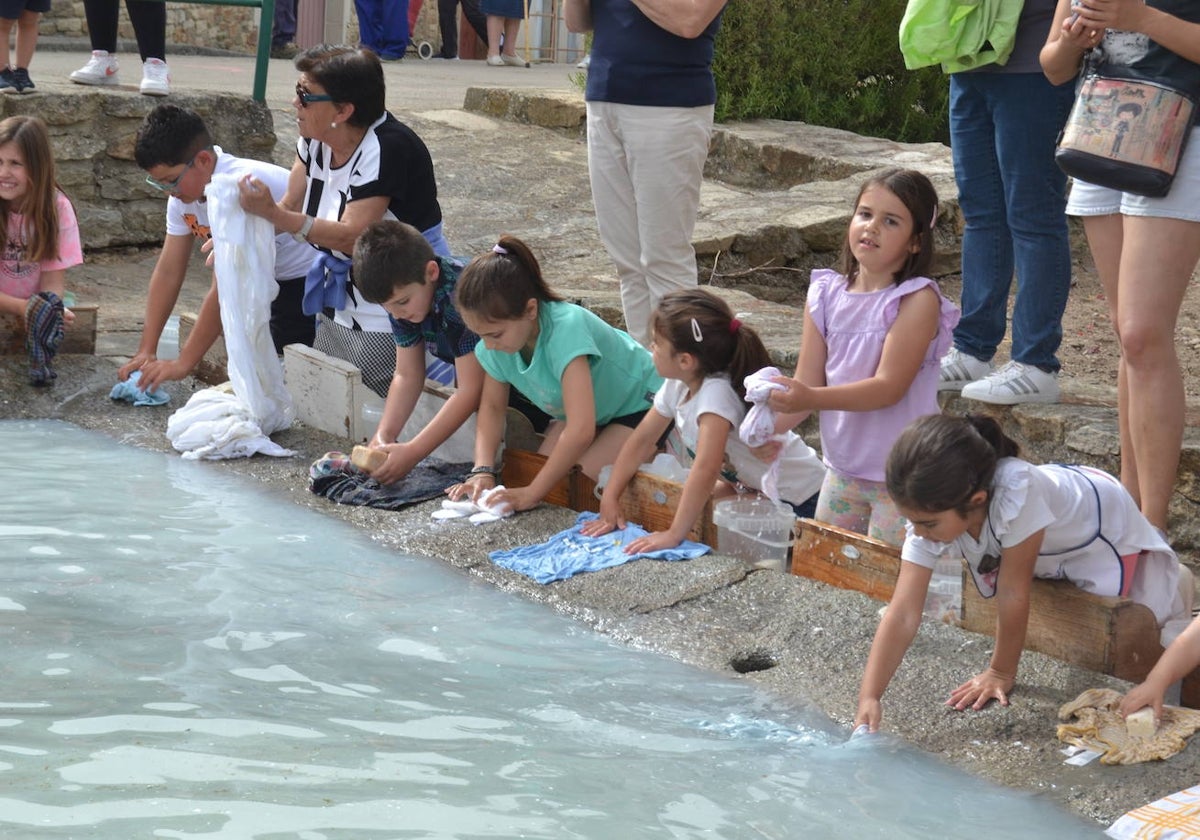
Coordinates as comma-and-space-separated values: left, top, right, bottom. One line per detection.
1056, 62, 1197, 198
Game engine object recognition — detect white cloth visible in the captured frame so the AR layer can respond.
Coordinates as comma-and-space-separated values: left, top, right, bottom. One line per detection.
738, 366, 788, 499
653, 374, 824, 507
164, 147, 314, 280
165, 388, 294, 461
165, 175, 295, 461
435, 485, 515, 524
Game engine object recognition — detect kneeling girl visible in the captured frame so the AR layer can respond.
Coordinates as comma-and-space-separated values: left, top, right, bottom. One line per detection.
448, 235, 662, 513
855, 413, 1192, 732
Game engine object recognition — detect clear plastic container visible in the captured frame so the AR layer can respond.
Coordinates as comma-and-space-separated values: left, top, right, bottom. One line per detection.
156, 315, 180, 361
924, 557, 963, 623
361, 401, 383, 429
712, 496, 796, 572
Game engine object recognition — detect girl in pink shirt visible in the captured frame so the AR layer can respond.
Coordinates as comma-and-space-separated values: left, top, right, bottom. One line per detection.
0, 115, 82, 385
766, 169, 958, 545
0, 115, 82, 324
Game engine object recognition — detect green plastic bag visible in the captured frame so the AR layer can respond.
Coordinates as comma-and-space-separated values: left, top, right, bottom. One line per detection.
898, 0, 1025, 73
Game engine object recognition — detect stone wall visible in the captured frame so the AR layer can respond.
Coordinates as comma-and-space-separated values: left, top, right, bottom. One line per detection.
26, 89, 274, 249
45, 0, 441, 57
45, 0, 261, 54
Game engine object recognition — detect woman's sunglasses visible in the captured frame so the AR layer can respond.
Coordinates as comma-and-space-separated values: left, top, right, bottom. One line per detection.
295, 83, 334, 107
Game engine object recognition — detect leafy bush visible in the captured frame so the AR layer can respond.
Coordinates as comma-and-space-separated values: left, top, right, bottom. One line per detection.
712, 1, 950, 144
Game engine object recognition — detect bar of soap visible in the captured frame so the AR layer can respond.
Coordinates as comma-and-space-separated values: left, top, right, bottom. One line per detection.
351, 445, 387, 472
1126, 707, 1157, 738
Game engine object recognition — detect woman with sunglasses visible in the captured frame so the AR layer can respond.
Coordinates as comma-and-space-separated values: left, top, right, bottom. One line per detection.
238, 44, 448, 399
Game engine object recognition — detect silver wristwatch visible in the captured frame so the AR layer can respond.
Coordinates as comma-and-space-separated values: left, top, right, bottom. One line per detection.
292, 215, 315, 243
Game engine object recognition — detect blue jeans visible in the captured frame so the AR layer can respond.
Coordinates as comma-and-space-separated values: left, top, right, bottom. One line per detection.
949, 72, 1075, 372
354, 0, 410, 59
272, 0, 296, 47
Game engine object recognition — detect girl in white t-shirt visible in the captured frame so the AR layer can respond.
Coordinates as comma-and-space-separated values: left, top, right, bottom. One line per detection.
582, 288, 825, 555
0, 115, 83, 384
855, 413, 1193, 733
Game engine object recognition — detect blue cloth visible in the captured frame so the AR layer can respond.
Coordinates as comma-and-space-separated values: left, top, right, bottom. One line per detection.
109, 370, 170, 406
949, 71, 1075, 372
422, 221, 451, 258
303, 252, 351, 316
490, 511, 710, 584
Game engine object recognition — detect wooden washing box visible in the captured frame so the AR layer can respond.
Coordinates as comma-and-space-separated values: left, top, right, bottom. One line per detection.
791, 518, 1197, 703
500, 449, 717, 545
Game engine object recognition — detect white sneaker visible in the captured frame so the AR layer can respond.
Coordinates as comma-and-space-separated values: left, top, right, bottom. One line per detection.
140, 58, 170, 96
939, 347, 993, 392
960, 361, 1060, 405
69, 50, 120, 86
485, 54, 505, 66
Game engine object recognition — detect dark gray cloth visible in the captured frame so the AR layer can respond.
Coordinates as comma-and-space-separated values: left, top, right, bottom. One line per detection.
308, 451, 471, 509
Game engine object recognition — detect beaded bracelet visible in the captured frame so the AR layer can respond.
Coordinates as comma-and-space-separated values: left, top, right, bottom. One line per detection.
466, 465, 499, 480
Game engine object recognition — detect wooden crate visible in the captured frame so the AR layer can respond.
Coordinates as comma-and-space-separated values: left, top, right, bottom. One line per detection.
620, 471, 717, 546
0, 303, 98, 355
961, 579, 1164, 683
791, 518, 1185, 696
499, 452, 716, 542
501, 449, 598, 512
179, 311, 228, 386
792, 518, 903, 603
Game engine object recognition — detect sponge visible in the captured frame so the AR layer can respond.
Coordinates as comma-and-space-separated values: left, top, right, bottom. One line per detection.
1125, 707, 1157, 738
351, 445, 387, 472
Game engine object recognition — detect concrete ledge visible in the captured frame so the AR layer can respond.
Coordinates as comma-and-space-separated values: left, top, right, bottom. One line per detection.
464, 86, 965, 286
463, 86, 587, 135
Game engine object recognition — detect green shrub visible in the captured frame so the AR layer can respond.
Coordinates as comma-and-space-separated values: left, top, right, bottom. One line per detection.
713, 1, 950, 145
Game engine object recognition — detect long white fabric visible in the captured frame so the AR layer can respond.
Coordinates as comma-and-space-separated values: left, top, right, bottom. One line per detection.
166, 174, 295, 460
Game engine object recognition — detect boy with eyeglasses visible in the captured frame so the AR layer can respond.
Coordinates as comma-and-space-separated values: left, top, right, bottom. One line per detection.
118, 104, 316, 391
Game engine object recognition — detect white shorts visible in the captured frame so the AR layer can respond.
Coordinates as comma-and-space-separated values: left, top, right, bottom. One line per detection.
1066, 128, 1200, 222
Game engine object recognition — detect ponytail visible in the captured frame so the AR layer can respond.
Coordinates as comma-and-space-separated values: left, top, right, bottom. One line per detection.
652, 289, 770, 399
455, 234, 562, 320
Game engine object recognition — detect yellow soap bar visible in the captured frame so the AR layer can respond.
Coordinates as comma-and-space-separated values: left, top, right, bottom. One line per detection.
351, 445, 387, 472
1126, 707, 1157, 738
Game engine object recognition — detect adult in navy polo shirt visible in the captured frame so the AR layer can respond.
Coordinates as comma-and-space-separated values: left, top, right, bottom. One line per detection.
564, 0, 726, 348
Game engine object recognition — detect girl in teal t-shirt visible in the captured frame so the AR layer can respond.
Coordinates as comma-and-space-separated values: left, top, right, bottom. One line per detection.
449, 234, 662, 513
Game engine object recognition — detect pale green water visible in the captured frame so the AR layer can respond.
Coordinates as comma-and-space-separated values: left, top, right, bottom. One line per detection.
0, 420, 1103, 839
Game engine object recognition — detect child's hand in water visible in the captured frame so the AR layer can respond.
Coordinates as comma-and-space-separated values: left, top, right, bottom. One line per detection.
766, 376, 816, 415
853, 698, 882, 734
947, 667, 1015, 711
